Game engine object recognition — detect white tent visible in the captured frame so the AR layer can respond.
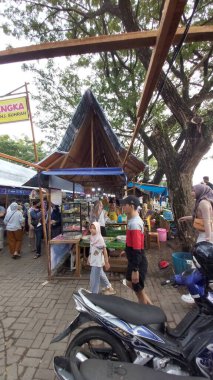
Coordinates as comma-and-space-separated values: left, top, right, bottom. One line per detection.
0, 159, 36, 187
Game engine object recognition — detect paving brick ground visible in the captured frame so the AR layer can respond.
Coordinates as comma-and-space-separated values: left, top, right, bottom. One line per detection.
0, 234, 192, 380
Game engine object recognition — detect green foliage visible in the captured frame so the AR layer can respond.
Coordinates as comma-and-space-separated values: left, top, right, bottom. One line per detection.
1, 0, 213, 183
0, 135, 46, 164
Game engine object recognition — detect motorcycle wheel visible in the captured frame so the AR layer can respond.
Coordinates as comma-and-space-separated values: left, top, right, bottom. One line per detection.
66, 326, 130, 362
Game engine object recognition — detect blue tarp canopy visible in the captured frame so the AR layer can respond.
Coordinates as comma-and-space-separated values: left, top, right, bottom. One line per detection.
42, 167, 126, 178
23, 173, 84, 193
128, 181, 168, 196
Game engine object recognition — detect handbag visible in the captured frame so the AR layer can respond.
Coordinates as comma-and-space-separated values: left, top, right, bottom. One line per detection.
31, 218, 39, 228
193, 218, 205, 232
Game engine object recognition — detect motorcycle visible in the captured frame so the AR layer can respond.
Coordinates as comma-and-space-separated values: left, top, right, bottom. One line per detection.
53, 348, 207, 380
51, 242, 213, 378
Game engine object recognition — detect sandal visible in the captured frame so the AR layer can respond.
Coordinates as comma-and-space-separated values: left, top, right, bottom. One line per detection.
33, 254, 41, 259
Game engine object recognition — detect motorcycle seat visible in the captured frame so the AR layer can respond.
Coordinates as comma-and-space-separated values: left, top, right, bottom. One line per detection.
80, 359, 206, 380
54, 356, 206, 380
84, 292, 167, 326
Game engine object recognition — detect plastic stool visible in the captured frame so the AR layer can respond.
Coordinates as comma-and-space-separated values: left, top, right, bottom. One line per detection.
147, 232, 160, 249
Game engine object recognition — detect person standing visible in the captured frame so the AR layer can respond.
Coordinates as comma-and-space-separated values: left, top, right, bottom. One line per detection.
179, 184, 213, 303
108, 200, 118, 222
50, 205, 62, 239
88, 222, 116, 295
119, 195, 152, 305
203, 176, 213, 190
4, 202, 25, 259
89, 200, 110, 237
30, 200, 43, 259
0, 203, 6, 250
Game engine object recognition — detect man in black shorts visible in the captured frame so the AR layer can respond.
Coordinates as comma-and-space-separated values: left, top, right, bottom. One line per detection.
120, 195, 152, 304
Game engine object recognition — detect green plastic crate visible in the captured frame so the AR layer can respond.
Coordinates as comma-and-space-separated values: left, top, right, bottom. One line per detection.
106, 229, 126, 237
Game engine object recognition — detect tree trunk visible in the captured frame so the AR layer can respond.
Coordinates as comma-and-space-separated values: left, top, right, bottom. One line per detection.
149, 121, 213, 250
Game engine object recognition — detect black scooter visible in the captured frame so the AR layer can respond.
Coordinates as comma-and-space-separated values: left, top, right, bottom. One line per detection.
51, 242, 213, 378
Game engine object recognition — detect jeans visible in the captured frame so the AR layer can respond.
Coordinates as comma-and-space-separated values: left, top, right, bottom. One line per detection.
34, 226, 43, 255
90, 266, 111, 293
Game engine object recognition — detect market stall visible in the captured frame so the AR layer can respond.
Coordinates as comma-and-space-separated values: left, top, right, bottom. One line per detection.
24, 90, 146, 279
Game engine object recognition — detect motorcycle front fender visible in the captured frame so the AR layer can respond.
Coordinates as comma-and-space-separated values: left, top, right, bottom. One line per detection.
51, 312, 92, 343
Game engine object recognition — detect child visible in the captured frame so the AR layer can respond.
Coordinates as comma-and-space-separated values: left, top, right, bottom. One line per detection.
88, 222, 116, 295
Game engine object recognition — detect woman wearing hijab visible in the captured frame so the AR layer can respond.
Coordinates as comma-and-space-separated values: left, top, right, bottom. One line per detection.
179, 184, 213, 242
88, 221, 116, 295
4, 202, 25, 259
179, 184, 213, 302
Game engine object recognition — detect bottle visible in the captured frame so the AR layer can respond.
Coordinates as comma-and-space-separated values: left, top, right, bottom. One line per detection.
122, 213, 127, 222
117, 215, 122, 223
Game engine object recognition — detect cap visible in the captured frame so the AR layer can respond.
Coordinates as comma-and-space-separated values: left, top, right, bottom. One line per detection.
119, 195, 140, 208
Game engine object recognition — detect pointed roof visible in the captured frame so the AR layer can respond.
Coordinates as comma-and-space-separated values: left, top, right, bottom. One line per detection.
39, 89, 146, 189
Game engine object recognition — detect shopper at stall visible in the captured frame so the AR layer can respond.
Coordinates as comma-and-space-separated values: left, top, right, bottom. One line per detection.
179, 183, 213, 303
119, 195, 152, 305
51, 205, 62, 239
4, 202, 25, 259
102, 195, 109, 212
108, 200, 118, 222
88, 221, 116, 295
30, 200, 43, 259
89, 200, 110, 236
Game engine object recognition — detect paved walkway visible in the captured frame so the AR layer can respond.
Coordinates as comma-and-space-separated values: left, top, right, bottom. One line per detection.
0, 235, 192, 380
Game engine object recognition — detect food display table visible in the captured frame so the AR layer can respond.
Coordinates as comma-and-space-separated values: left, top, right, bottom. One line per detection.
49, 236, 81, 278
106, 228, 126, 237
106, 222, 127, 230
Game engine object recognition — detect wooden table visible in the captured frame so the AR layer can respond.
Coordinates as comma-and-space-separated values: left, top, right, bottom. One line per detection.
49, 238, 81, 278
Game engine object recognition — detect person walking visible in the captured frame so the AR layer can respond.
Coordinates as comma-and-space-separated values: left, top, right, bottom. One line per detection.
179, 183, 213, 303
4, 202, 25, 259
88, 221, 116, 295
119, 195, 152, 305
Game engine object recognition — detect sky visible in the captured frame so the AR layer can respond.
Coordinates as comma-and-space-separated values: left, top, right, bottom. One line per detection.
0, 29, 212, 185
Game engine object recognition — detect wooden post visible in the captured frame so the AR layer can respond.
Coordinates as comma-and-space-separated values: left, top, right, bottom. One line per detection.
73, 182, 75, 200
91, 115, 94, 168
25, 84, 50, 278
38, 176, 50, 277
47, 189, 52, 277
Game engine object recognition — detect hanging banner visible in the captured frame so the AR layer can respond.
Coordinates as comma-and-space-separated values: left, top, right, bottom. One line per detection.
0, 96, 29, 124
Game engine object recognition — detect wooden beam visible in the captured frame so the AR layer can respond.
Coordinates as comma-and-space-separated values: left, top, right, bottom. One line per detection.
0, 25, 212, 65
123, 0, 187, 167
0, 152, 46, 170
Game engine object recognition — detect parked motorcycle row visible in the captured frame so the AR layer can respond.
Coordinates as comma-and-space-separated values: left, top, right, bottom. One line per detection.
52, 242, 213, 379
